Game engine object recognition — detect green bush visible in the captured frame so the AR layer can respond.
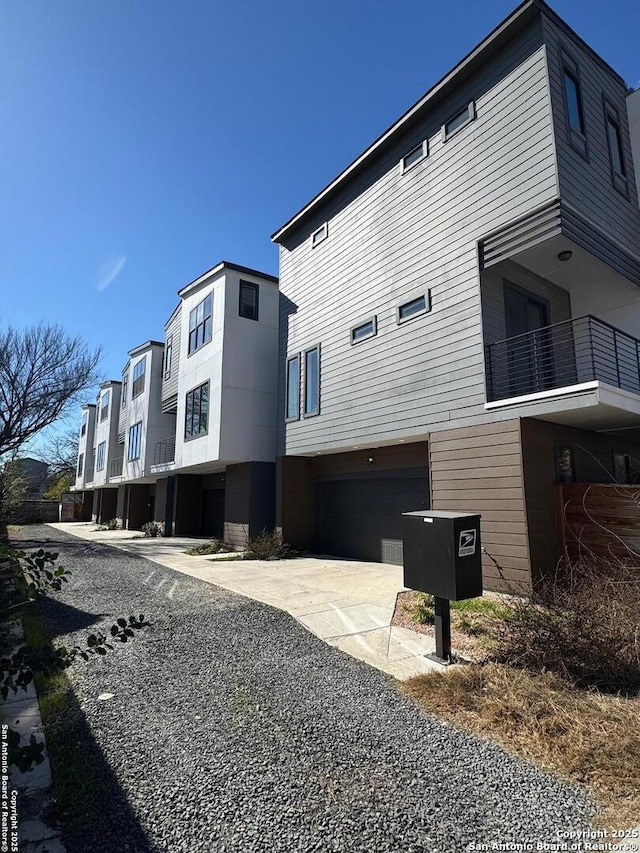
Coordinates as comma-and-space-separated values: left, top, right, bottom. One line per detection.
243, 529, 298, 560
97, 518, 119, 531
185, 539, 233, 556
142, 521, 162, 538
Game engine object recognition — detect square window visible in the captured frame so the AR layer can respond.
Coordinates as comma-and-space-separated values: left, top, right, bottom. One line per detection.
311, 223, 328, 248
304, 346, 320, 417
397, 292, 431, 324
351, 317, 377, 344
286, 355, 300, 421
188, 293, 213, 355
185, 382, 209, 439
442, 102, 475, 141
402, 141, 427, 172
239, 280, 259, 321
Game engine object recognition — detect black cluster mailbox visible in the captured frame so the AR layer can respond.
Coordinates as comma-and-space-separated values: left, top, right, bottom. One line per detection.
402, 510, 483, 664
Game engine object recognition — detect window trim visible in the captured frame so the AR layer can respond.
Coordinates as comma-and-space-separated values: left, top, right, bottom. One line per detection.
396, 291, 431, 325
441, 101, 475, 142
127, 421, 143, 461
99, 390, 110, 422
184, 381, 210, 441
238, 280, 260, 322
96, 441, 106, 472
311, 222, 328, 248
401, 140, 428, 173
602, 96, 628, 197
303, 345, 320, 418
187, 291, 213, 356
121, 372, 129, 407
164, 336, 173, 379
559, 46, 589, 161
132, 356, 146, 399
350, 316, 378, 345
285, 354, 301, 422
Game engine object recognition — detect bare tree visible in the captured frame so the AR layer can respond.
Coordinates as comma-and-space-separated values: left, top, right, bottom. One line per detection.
0, 324, 101, 458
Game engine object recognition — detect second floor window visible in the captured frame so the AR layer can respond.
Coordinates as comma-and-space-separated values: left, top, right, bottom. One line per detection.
304, 346, 320, 417
606, 115, 625, 177
128, 422, 142, 461
239, 281, 259, 321
100, 390, 110, 422
77, 453, 84, 478
96, 442, 106, 472
81, 414, 87, 436
188, 293, 212, 354
132, 357, 146, 398
185, 382, 209, 439
286, 355, 300, 421
563, 68, 585, 135
122, 372, 129, 406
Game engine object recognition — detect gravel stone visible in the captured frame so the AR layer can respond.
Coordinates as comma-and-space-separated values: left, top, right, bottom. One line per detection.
12, 526, 594, 852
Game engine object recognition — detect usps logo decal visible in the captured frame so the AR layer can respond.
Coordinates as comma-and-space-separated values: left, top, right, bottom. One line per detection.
458, 529, 477, 557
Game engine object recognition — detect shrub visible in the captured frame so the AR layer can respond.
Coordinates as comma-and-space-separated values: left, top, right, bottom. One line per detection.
493, 558, 640, 694
97, 518, 119, 531
243, 529, 298, 561
185, 539, 233, 556
142, 521, 162, 538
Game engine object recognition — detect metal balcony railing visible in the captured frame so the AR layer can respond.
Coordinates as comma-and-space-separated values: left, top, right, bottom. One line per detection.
154, 436, 176, 465
485, 315, 640, 403
109, 456, 123, 478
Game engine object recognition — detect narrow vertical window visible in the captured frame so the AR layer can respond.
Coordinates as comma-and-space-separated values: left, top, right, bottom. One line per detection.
239, 281, 259, 321
164, 337, 173, 378
132, 357, 146, 397
96, 442, 106, 472
304, 346, 320, 417
100, 391, 110, 422
286, 355, 300, 420
121, 373, 129, 407
81, 414, 87, 436
77, 453, 84, 478
606, 116, 625, 177
563, 68, 585, 135
128, 422, 143, 461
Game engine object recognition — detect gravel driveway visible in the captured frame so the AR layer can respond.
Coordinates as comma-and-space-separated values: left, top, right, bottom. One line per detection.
12, 526, 593, 852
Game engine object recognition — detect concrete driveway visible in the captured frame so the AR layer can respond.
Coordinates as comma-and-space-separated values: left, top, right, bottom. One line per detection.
48, 522, 437, 679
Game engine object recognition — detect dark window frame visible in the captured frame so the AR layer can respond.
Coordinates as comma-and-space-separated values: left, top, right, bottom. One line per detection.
127, 421, 143, 461
121, 372, 129, 407
184, 381, 209, 440
239, 280, 259, 321
560, 46, 589, 161
132, 356, 146, 398
311, 222, 328, 248
303, 345, 320, 418
188, 292, 213, 355
285, 355, 300, 422
602, 96, 628, 197
164, 336, 173, 379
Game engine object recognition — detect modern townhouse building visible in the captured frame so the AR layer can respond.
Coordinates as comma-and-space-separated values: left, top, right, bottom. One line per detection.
72, 261, 279, 545
272, 0, 640, 592
74, 403, 96, 493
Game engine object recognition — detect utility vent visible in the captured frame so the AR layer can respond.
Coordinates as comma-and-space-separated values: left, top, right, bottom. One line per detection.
381, 539, 403, 566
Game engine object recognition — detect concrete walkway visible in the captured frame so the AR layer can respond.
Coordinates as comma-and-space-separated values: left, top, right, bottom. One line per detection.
47, 522, 438, 679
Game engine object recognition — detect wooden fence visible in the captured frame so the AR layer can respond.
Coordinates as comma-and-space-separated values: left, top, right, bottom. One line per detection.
554, 483, 640, 564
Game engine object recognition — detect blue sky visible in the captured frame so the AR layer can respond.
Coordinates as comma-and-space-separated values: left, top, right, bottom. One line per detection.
1, 0, 639, 415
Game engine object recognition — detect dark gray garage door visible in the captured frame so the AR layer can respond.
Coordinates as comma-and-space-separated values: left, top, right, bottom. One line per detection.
314, 470, 429, 564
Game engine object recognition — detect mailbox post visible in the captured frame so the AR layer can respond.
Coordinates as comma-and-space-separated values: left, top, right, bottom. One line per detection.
402, 510, 482, 665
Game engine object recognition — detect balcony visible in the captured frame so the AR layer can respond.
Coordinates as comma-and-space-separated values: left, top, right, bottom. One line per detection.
485, 315, 640, 403
154, 436, 176, 465
109, 456, 123, 479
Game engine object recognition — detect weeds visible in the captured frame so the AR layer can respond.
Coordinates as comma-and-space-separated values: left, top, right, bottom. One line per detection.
185, 539, 234, 556
243, 529, 298, 560
142, 521, 163, 538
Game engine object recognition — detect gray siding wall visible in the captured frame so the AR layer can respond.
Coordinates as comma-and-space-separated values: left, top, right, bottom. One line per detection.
277, 19, 558, 456
481, 259, 572, 347
542, 14, 640, 256
162, 305, 182, 409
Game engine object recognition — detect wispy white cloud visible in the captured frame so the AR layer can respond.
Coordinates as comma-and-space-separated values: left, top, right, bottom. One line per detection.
97, 255, 126, 292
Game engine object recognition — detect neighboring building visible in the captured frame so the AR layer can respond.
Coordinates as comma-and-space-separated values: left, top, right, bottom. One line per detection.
72, 262, 279, 545
272, 0, 640, 591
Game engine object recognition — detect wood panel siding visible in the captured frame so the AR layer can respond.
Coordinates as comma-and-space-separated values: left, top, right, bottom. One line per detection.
520, 418, 640, 581
277, 456, 312, 550
429, 420, 532, 593
554, 483, 640, 564
276, 19, 558, 457
542, 14, 640, 261
162, 304, 182, 411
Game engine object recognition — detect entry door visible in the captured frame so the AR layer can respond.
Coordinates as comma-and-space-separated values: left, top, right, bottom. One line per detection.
505, 285, 553, 395
201, 489, 225, 538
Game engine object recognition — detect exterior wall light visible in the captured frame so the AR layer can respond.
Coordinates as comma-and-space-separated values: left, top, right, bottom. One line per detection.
558, 250, 573, 262
367, 456, 375, 464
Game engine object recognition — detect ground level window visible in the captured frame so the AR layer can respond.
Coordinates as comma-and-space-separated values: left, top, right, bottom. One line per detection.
185, 382, 209, 439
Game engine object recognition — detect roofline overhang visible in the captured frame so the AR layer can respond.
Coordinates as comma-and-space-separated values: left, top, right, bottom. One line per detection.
271, 0, 627, 245
128, 340, 164, 358
177, 260, 278, 298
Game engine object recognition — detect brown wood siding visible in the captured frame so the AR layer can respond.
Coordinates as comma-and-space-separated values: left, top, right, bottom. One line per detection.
277, 456, 312, 550
430, 420, 532, 594
521, 418, 640, 581
554, 483, 640, 564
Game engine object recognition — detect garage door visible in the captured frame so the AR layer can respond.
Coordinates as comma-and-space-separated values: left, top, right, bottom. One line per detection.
314, 470, 429, 564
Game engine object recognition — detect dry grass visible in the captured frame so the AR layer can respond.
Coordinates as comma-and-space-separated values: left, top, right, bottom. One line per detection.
402, 662, 640, 829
